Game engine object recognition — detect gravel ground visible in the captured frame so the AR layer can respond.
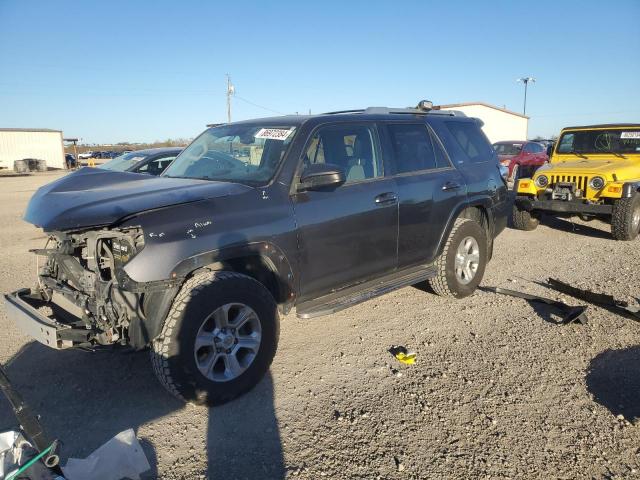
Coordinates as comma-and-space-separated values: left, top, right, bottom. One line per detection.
0, 172, 638, 479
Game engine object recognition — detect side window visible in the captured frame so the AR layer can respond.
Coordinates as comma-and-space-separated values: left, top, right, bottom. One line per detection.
445, 122, 492, 162
387, 124, 437, 174
430, 130, 451, 169
303, 124, 381, 183
557, 134, 574, 153
523, 143, 535, 153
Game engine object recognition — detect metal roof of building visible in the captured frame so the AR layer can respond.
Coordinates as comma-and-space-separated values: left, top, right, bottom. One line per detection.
437, 102, 529, 119
0, 128, 62, 133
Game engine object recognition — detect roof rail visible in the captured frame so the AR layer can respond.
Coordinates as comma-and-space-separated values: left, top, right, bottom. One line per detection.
321, 109, 366, 115
320, 107, 466, 117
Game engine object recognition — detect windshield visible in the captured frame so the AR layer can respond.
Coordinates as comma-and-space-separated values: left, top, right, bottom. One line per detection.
163, 124, 297, 185
493, 142, 523, 155
99, 151, 149, 171
556, 129, 640, 155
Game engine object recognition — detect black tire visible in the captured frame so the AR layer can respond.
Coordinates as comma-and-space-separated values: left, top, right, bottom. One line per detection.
611, 193, 640, 241
428, 218, 487, 298
511, 200, 540, 231
151, 270, 279, 406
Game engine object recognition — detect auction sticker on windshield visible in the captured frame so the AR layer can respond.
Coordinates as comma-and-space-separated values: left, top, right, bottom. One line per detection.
621, 131, 640, 139
255, 128, 294, 141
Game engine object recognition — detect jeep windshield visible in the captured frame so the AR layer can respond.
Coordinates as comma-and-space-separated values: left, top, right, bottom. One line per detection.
163, 124, 297, 186
556, 128, 640, 156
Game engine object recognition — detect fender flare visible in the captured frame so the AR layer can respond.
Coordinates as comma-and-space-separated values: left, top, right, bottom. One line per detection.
128, 242, 296, 349
434, 199, 495, 259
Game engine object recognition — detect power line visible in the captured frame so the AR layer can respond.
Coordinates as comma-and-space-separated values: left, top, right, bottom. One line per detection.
234, 95, 284, 115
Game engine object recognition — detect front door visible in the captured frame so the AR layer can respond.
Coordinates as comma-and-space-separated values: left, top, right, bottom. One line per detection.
291, 122, 398, 301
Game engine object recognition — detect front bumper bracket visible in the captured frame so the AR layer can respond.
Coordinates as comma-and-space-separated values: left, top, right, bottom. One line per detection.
3, 289, 69, 349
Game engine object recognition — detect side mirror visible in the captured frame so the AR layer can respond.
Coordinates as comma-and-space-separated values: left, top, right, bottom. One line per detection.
298, 163, 346, 191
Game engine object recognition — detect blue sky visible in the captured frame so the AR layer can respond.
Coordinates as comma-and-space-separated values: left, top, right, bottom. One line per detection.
0, 0, 638, 144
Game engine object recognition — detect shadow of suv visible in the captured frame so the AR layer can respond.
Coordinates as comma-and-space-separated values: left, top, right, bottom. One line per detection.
4, 102, 509, 405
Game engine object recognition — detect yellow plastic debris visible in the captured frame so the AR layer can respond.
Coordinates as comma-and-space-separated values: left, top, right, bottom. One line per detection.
389, 346, 417, 365
394, 351, 416, 365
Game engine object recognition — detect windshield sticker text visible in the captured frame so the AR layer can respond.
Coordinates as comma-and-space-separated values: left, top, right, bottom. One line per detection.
254, 128, 293, 141
621, 132, 640, 139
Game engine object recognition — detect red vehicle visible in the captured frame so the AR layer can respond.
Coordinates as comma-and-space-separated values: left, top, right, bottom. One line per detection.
492, 140, 549, 180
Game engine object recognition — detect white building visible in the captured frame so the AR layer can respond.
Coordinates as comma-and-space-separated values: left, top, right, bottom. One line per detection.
438, 102, 528, 143
0, 128, 65, 170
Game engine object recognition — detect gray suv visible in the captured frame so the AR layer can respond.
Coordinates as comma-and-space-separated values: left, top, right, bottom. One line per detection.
4, 102, 509, 405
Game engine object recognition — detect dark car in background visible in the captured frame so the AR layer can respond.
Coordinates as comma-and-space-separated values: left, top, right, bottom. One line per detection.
493, 140, 548, 180
64, 154, 76, 169
99, 147, 183, 175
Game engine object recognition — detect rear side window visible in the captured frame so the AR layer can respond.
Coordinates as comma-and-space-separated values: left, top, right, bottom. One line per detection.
445, 122, 492, 162
387, 124, 437, 174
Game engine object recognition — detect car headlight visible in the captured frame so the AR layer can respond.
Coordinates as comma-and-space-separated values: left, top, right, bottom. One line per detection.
589, 176, 605, 190
535, 175, 549, 188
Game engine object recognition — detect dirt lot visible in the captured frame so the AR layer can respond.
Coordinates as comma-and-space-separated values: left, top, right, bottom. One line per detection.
0, 172, 638, 479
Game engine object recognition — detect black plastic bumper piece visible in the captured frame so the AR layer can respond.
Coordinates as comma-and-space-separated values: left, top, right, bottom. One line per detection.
515, 196, 613, 215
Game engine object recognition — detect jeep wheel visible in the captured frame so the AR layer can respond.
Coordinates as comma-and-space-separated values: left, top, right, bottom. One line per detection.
151, 271, 279, 406
611, 193, 640, 241
429, 218, 487, 298
511, 201, 539, 231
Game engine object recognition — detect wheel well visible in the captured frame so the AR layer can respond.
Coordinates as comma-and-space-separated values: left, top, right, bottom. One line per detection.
460, 205, 490, 232
459, 205, 493, 259
195, 255, 290, 305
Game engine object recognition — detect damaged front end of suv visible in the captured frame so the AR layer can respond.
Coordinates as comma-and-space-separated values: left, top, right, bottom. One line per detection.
20, 226, 156, 349
3, 166, 251, 352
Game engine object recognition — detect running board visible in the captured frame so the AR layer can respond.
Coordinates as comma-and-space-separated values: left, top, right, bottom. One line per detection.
296, 264, 437, 319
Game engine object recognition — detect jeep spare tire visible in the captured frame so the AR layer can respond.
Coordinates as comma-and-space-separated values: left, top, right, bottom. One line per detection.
429, 218, 487, 298
151, 271, 279, 406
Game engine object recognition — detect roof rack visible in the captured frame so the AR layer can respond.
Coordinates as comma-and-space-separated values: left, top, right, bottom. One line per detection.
320, 107, 466, 117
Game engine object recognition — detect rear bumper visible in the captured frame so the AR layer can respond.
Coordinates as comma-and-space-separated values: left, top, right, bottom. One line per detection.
2, 289, 90, 349
515, 196, 613, 215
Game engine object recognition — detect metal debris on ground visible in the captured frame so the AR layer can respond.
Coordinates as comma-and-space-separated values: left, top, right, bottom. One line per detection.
389, 346, 417, 365
484, 287, 588, 325
0, 365, 61, 479
545, 278, 640, 321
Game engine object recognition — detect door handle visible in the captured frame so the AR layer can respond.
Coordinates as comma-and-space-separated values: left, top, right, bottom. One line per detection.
442, 181, 461, 191
374, 192, 398, 205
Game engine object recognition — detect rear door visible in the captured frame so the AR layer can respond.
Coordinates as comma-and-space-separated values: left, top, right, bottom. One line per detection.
431, 118, 505, 215
291, 122, 398, 301
382, 122, 467, 267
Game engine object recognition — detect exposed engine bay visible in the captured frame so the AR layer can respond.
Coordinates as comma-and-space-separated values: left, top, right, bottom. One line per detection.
33, 227, 150, 348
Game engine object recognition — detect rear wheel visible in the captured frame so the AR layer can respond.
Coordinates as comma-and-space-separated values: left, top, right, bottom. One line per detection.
511, 200, 540, 231
611, 193, 640, 241
151, 271, 279, 406
429, 218, 487, 298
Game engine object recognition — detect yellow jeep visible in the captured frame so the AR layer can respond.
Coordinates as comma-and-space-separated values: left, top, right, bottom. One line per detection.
512, 124, 640, 240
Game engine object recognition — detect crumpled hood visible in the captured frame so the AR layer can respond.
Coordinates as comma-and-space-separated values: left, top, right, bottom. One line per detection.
24, 168, 252, 231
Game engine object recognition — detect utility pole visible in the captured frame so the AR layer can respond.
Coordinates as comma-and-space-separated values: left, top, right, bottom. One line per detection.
226, 74, 235, 123
516, 77, 536, 115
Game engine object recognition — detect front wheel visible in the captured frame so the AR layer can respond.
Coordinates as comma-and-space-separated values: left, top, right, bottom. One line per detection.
151, 271, 279, 406
429, 218, 487, 298
511, 200, 540, 231
611, 193, 640, 241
